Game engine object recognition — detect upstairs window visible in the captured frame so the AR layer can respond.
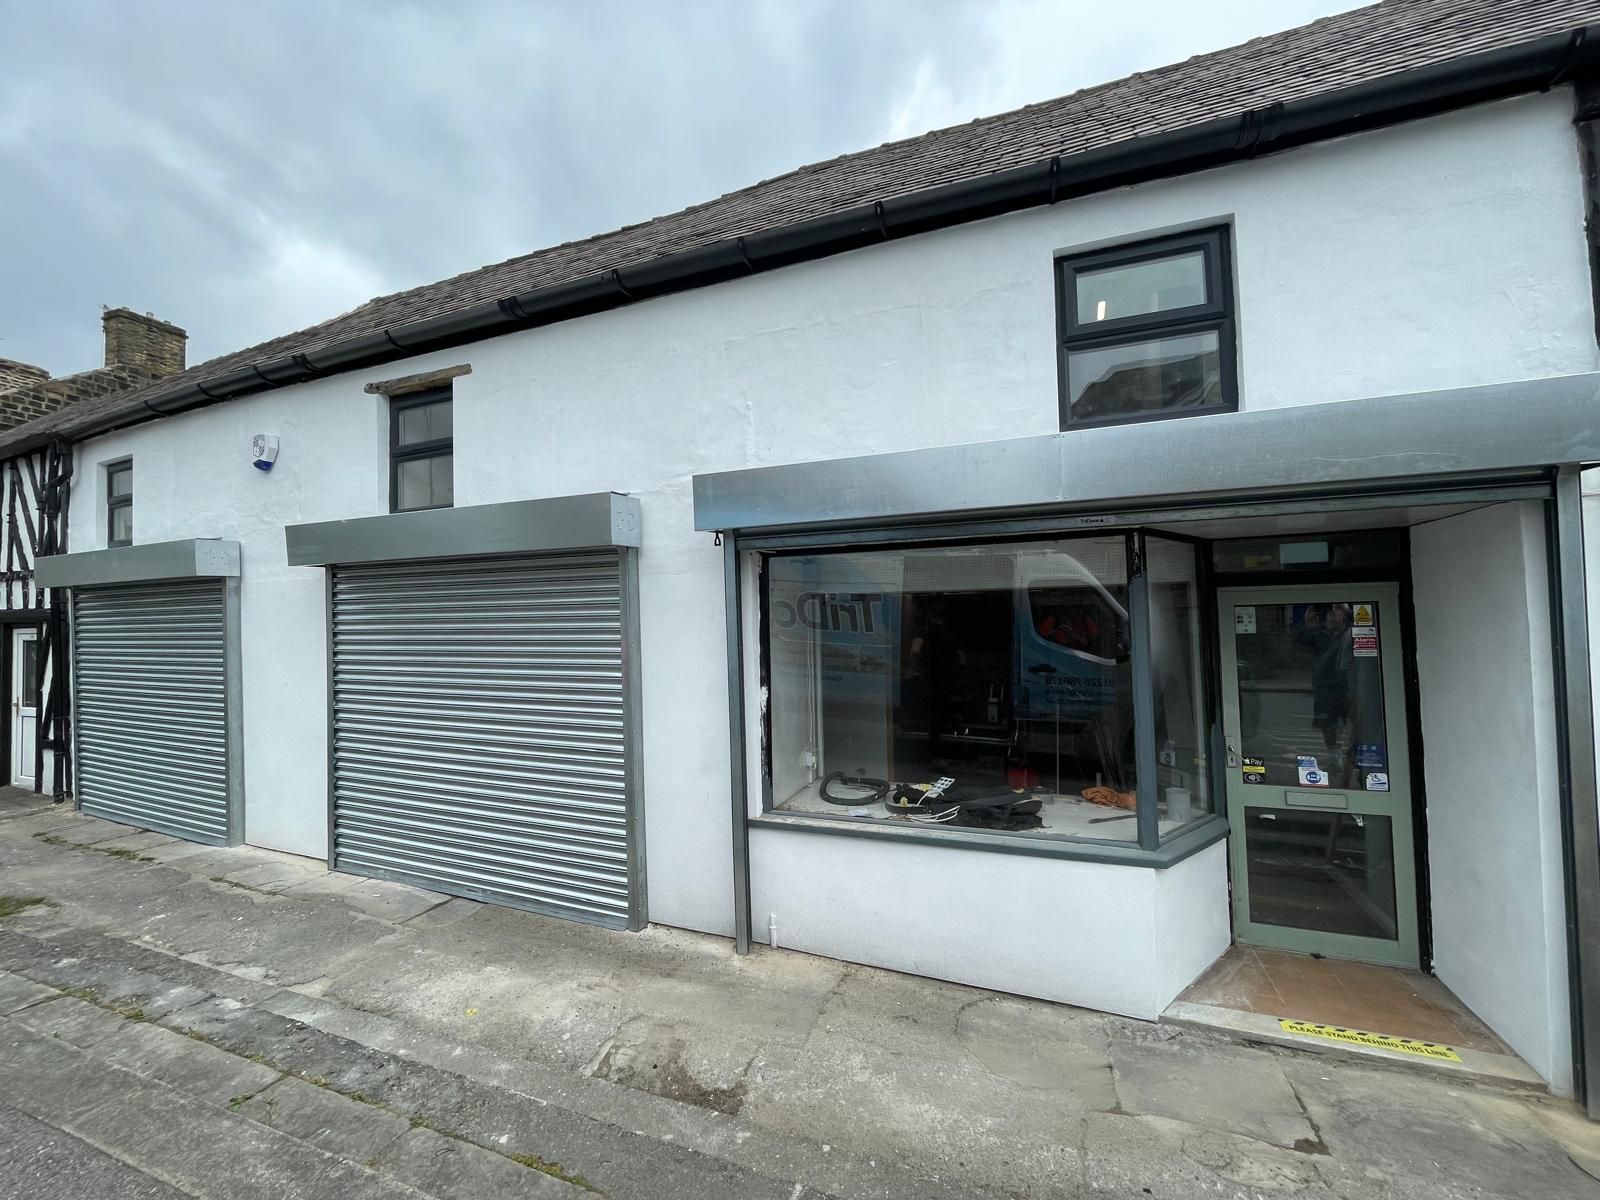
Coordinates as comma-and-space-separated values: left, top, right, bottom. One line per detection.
1057, 226, 1236, 429
390, 387, 453, 512
106, 460, 133, 547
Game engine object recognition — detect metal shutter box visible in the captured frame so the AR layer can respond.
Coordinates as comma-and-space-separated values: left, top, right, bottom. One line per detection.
329, 551, 641, 928
72, 579, 238, 844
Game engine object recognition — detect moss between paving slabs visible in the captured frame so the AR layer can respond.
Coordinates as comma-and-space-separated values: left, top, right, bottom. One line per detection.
172, 1022, 596, 1191
0, 896, 48, 919
30, 831, 153, 862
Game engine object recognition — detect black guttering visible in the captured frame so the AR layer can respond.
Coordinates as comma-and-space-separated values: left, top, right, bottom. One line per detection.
20, 24, 1599, 456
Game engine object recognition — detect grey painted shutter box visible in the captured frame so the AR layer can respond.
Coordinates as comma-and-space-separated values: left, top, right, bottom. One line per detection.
329, 551, 641, 928
72, 578, 240, 844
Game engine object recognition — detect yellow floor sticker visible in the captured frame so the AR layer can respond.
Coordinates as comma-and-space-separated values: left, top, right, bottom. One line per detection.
1279, 1020, 1462, 1061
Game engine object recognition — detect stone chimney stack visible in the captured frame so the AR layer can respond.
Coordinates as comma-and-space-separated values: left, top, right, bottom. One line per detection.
102, 307, 187, 377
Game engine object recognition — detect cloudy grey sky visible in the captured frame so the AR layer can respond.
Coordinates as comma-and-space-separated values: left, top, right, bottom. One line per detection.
2, 0, 1356, 374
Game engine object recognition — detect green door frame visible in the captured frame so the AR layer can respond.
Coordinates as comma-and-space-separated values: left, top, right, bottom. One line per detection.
1217, 582, 1420, 967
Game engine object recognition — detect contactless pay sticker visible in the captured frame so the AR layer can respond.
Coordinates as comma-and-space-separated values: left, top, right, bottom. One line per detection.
1242, 757, 1266, 784
1297, 755, 1328, 788
1235, 607, 1257, 635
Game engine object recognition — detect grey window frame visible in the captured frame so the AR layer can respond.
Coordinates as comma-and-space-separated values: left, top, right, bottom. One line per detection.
748, 523, 1227, 867
389, 387, 454, 513
1055, 226, 1238, 430
105, 459, 133, 548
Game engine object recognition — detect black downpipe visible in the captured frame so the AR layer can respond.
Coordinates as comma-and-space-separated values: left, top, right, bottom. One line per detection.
24, 24, 1600, 455
1574, 78, 1600, 348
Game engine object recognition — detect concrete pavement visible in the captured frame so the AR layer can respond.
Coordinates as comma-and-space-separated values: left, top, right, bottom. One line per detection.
2, 789, 1598, 1198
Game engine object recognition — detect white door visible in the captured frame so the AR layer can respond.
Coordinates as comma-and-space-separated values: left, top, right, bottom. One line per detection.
12, 629, 38, 787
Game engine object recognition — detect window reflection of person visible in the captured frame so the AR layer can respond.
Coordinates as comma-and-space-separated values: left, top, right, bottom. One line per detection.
1295, 603, 1355, 773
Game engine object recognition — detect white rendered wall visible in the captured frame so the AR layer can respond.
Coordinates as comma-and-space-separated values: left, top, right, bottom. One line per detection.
66, 93, 1597, 953
1411, 502, 1572, 1094
749, 827, 1228, 1019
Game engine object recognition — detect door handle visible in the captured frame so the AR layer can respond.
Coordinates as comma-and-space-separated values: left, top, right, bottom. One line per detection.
1224, 737, 1240, 768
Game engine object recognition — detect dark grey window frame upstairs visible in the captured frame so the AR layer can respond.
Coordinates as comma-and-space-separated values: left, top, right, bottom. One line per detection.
105, 459, 133, 548
388, 387, 454, 514
1056, 225, 1238, 431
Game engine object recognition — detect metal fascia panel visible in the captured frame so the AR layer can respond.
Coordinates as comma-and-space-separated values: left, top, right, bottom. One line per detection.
34, 539, 242, 589
692, 373, 1600, 531
285, 492, 641, 567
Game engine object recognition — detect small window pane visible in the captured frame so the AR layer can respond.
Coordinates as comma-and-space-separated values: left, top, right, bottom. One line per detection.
20, 639, 38, 709
1076, 251, 1206, 324
397, 399, 451, 446
396, 458, 429, 510
430, 453, 454, 506
764, 536, 1138, 842
396, 453, 453, 510
108, 466, 132, 498
1067, 330, 1221, 422
109, 504, 133, 544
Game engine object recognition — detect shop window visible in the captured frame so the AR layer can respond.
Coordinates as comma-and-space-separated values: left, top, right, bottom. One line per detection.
390, 387, 454, 512
106, 459, 133, 547
1056, 227, 1236, 428
762, 536, 1145, 843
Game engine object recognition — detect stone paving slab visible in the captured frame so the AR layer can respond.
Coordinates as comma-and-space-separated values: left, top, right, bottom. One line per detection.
98, 1019, 282, 1107
141, 838, 238, 865
222, 855, 328, 893
239, 1076, 410, 1163
278, 870, 365, 899
0, 969, 58, 1015
378, 1125, 586, 1198
53, 820, 141, 845
337, 877, 451, 923
11, 996, 133, 1051
1281, 1055, 1592, 1197
0, 1100, 192, 1200
1111, 1028, 1314, 1150
160, 993, 837, 1200
0, 1017, 431, 1199
0, 926, 285, 1008
93, 831, 181, 854
405, 896, 485, 929
0, 811, 102, 838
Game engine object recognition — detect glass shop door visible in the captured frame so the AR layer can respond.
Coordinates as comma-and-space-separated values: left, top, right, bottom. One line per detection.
1217, 584, 1419, 967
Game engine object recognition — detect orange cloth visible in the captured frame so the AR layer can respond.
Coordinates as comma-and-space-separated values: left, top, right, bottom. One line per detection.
1082, 785, 1136, 810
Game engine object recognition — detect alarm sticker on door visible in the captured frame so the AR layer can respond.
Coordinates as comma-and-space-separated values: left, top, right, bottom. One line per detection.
1297, 755, 1329, 787
1353, 603, 1374, 626
1242, 757, 1266, 784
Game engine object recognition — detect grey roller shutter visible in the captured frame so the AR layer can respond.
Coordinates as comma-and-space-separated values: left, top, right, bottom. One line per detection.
330, 551, 638, 928
73, 579, 235, 844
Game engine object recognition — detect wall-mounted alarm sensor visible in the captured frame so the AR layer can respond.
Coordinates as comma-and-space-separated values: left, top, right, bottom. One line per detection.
251, 434, 279, 472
